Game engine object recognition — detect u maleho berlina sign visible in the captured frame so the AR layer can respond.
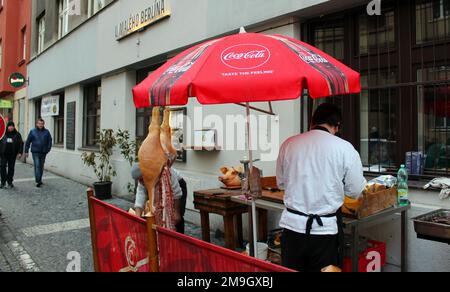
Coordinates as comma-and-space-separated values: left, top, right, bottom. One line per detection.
115, 0, 171, 41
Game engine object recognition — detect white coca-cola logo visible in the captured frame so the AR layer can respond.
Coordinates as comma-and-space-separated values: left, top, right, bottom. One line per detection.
298, 53, 328, 64
221, 44, 271, 70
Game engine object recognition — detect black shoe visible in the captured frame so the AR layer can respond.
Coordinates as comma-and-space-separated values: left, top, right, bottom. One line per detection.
8, 184, 14, 189
0, 184, 5, 189
36, 183, 43, 188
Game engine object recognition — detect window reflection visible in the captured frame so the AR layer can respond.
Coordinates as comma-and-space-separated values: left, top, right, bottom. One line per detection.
417, 66, 450, 173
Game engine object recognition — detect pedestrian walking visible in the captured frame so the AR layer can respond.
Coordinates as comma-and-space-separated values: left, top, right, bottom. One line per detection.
25, 119, 52, 188
0, 121, 24, 189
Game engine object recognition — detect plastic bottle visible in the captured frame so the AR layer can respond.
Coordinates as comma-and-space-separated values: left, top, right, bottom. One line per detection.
397, 165, 409, 206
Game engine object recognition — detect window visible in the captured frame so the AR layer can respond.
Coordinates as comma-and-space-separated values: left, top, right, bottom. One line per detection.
136, 65, 164, 143
58, 0, 69, 39
416, 0, 450, 44
359, 11, 396, 55
21, 27, 27, 62
34, 99, 42, 122
312, 22, 345, 61
83, 82, 101, 148
360, 70, 398, 172
88, 0, 106, 17
37, 15, 46, 54
54, 94, 65, 146
417, 66, 450, 174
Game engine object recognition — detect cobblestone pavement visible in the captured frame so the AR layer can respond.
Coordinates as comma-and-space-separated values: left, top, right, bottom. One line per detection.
0, 162, 134, 272
0, 162, 225, 272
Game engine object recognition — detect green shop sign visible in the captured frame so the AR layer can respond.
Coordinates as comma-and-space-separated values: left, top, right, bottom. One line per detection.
8, 73, 26, 88
0, 99, 13, 109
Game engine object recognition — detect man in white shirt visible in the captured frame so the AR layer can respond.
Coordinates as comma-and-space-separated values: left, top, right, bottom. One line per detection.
131, 163, 187, 233
277, 103, 366, 272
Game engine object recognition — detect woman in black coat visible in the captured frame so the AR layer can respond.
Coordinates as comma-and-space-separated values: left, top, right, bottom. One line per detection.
0, 121, 24, 188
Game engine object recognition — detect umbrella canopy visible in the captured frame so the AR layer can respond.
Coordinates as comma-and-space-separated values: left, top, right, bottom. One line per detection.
133, 32, 360, 108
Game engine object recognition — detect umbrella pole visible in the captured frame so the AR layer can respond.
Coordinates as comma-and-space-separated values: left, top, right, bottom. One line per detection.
245, 102, 259, 259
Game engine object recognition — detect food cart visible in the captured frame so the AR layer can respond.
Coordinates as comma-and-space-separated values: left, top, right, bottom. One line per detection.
230, 192, 410, 272
117, 25, 411, 272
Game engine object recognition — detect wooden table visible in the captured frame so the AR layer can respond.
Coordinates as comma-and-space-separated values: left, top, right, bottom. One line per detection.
193, 189, 268, 250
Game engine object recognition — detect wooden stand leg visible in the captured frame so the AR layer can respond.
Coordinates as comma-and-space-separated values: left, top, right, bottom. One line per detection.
235, 214, 244, 249
224, 215, 236, 250
257, 209, 268, 242
87, 188, 100, 272
146, 216, 159, 272
200, 211, 211, 243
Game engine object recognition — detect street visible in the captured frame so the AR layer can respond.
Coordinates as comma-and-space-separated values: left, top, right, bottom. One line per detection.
0, 162, 133, 272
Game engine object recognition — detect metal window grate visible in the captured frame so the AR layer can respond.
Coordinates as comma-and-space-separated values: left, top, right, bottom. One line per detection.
302, 0, 450, 177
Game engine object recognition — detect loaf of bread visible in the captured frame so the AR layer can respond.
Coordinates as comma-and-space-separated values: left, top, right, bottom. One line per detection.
321, 266, 342, 273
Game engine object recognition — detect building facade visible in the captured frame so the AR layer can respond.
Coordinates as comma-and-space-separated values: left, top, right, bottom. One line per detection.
27, 0, 449, 271
0, 0, 31, 135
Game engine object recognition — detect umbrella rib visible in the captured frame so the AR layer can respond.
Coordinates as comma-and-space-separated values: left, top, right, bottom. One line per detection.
235, 103, 276, 116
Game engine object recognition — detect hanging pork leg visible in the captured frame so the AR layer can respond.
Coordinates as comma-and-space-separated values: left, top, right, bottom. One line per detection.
160, 108, 177, 165
138, 107, 168, 216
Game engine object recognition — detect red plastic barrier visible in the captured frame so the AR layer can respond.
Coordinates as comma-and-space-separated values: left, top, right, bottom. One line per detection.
90, 197, 151, 272
157, 227, 294, 272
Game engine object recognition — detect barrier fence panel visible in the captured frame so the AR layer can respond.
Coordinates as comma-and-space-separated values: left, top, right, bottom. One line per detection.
88, 190, 293, 273
157, 227, 294, 273
88, 193, 152, 272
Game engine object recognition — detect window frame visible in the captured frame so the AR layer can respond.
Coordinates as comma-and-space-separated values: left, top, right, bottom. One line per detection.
302, 0, 450, 178
83, 81, 102, 148
58, 0, 70, 39
37, 14, 46, 54
54, 93, 65, 146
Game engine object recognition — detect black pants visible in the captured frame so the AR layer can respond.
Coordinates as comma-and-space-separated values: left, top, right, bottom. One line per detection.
282, 228, 338, 272
1, 155, 17, 185
175, 178, 188, 234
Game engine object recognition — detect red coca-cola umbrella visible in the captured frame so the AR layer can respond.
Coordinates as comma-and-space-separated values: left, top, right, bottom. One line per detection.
133, 31, 360, 107
133, 29, 361, 258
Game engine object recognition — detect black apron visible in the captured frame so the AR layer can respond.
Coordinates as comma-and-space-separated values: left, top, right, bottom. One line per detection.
286, 126, 345, 267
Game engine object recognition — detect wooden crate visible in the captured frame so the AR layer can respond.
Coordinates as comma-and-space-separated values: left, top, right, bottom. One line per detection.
345, 187, 398, 219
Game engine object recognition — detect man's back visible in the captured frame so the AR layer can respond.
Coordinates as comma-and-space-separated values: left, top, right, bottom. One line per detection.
277, 129, 366, 235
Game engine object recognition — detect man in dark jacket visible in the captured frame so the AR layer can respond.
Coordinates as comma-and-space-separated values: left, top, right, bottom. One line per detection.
25, 119, 52, 188
0, 121, 24, 189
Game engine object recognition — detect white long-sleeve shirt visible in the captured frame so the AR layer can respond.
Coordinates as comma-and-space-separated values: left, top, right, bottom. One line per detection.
134, 168, 183, 210
277, 130, 366, 235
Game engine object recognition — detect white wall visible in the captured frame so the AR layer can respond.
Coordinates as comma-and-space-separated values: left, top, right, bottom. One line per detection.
28, 71, 138, 195
27, 0, 328, 99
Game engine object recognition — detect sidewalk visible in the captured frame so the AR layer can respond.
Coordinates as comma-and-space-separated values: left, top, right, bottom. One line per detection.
0, 162, 225, 272
0, 162, 134, 272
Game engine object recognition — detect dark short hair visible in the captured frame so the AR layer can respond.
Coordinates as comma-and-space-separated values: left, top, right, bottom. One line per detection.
311, 103, 342, 127
37, 118, 45, 123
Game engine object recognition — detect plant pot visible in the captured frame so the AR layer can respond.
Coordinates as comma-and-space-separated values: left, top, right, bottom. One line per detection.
93, 181, 113, 200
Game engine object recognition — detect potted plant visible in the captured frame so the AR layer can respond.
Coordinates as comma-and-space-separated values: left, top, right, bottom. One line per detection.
81, 129, 117, 200
116, 129, 140, 194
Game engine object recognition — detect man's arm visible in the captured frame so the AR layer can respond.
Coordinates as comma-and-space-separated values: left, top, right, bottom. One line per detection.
17, 133, 24, 157
276, 143, 286, 190
170, 170, 183, 224
46, 131, 53, 154
344, 148, 367, 199
134, 181, 148, 217
24, 131, 33, 154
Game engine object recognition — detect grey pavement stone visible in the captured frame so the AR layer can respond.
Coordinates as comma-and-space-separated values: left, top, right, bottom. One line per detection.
0, 162, 135, 272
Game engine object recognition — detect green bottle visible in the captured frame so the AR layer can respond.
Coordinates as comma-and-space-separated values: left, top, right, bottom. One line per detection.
397, 165, 409, 206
